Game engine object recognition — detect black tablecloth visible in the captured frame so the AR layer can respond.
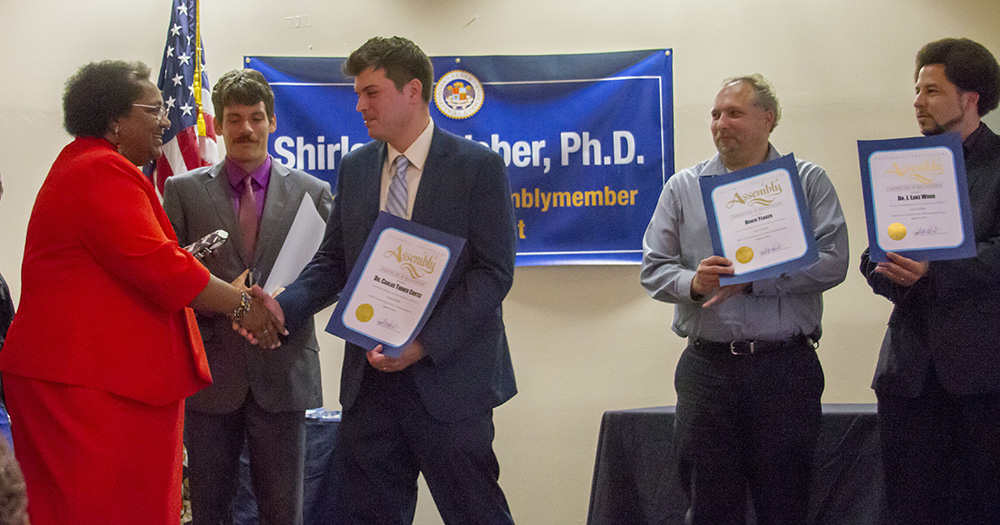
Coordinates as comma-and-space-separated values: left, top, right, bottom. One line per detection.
587, 404, 885, 525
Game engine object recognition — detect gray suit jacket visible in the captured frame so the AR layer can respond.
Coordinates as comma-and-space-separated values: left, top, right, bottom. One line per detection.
163, 159, 333, 413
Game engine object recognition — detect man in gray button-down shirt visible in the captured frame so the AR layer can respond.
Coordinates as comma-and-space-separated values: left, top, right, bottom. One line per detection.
641, 74, 849, 525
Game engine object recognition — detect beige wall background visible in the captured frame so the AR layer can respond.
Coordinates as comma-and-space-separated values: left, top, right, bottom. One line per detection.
1, 1, 998, 523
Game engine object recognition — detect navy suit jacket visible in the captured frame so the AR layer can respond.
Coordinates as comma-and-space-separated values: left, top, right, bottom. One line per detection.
862, 124, 1000, 397
279, 126, 518, 423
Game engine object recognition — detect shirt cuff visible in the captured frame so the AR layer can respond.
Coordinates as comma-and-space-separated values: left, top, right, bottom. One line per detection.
681, 272, 703, 302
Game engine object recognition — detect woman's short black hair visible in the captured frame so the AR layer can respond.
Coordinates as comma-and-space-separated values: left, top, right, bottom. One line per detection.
63, 60, 152, 137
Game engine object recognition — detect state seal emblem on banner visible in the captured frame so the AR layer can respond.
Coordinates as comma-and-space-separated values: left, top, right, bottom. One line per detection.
434, 70, 484, 119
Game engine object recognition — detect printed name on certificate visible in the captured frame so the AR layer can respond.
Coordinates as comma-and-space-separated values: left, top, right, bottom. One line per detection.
868, 146, 964, 251
341, 228, 451, 347
711, 168, 809, 274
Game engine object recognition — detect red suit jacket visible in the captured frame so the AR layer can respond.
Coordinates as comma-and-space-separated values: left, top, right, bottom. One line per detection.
0, 137, 212, 406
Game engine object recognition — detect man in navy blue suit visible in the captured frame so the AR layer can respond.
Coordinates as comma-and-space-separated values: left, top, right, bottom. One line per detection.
259, 36, 518, 524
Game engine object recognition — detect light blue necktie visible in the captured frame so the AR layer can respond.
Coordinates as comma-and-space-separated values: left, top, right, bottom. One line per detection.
386, 155, 409, 217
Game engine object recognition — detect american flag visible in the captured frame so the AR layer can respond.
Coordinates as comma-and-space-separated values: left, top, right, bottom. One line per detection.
146, 0, 218, 197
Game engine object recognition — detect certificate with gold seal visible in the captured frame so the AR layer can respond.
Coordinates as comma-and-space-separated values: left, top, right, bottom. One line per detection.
326, 213, 465, 357
858, 133, 976, 262
700, 154, 819, 286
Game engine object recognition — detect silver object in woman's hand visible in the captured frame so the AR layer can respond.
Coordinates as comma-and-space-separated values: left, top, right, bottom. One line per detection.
184, 229, 229, 260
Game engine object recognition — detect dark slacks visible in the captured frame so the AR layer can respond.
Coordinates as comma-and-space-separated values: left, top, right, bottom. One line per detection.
185, 391, 306, 525
877, 364, 1000, 525
339, 368, 513, 525
673, 340, 824, 525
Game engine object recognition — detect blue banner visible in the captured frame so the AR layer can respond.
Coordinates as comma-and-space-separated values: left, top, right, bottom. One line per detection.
248, 49, 673, 265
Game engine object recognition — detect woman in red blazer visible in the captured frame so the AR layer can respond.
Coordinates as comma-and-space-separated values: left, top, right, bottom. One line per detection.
0, 61, 284, 525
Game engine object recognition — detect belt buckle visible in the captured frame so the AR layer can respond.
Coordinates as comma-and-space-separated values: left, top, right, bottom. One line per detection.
730, 340, 755, 356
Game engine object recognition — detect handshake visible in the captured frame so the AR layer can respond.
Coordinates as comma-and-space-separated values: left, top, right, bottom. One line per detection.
224, 270, 428, 372
228, 270, 287, 349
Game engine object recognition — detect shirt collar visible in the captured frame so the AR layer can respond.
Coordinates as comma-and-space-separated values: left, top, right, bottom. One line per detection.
963, 122, 986, 156
225, 155, 272, 190
702, 143, 781, 176
386, 119, 434, 170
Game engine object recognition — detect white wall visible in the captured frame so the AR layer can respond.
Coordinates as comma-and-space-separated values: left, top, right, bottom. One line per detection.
1, 1, 998, 523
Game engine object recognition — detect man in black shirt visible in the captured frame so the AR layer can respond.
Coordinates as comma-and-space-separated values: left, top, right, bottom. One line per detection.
860, 38, 1000, 525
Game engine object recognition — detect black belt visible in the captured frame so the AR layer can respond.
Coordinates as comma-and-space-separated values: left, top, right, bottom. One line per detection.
692, 334, 817, 356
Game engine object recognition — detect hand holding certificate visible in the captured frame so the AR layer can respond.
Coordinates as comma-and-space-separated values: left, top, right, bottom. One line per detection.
857, 133, 976, 262
699, 154, 819, 285
326, 213, 465, 357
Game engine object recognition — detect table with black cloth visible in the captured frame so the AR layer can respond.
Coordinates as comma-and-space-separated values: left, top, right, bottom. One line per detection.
587, 404, 885, 525
182, 409, 346, 525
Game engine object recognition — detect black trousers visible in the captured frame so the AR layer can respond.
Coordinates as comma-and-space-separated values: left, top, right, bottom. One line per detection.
339, 368, 514, 525
877, 364, 1000, 525
673, 340, 824, 525
185, 392, 306, 525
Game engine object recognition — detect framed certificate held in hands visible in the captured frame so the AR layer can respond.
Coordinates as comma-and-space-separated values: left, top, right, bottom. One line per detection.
858, 133, 976, 262
700, 154, 819, 286
326, 213, 465, 357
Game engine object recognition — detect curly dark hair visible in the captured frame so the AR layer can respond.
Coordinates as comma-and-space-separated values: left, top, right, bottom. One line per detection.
212, 69, 275, 122
343, 36, 433, 104
63, 60, 152, 137
916, 38, 1000, 117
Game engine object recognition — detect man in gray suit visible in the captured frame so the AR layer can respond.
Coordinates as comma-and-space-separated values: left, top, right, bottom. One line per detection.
163, 69, 333, 525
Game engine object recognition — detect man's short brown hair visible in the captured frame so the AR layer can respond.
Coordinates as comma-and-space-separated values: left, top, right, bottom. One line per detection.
343, 36, 434, 104
212, 69, 275, 121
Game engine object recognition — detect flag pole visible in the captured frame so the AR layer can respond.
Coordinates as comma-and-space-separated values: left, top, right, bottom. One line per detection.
193, 0, 206, 136
147, 0, 218, 197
